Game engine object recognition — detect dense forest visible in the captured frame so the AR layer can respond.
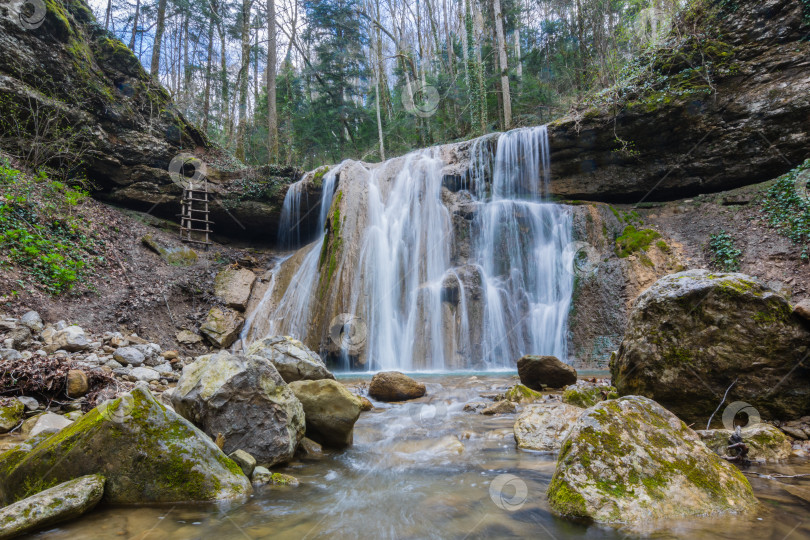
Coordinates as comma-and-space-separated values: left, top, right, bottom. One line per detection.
90, 0, 682, 168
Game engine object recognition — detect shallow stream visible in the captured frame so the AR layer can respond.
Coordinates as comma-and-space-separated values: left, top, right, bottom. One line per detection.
32, 374, 810, 539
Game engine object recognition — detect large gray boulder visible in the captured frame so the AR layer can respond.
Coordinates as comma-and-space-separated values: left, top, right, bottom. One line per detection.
547, 396, 757, 523
0, 386, 251, 504
0, 474, 104, 538
50, 325, 90, 352
246, 336, 334, 383
199, 307, 244, 348
172, 351, 305, 466
611, 270, 810, 423
288, 379, 362, 448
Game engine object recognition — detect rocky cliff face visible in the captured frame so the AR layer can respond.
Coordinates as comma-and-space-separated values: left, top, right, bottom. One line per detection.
547, 0, 810, 202
0, 0, 300, 239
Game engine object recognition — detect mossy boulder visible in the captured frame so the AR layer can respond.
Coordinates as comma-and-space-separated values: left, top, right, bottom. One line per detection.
547, 396, 757, 523
199, 307, 245, 348
611, 270, 810, 423
246, 335, 334, 383
288, 379, 362, 448
172, 351, 305, 466
141, 235, 198, 267
562, 382, 618, 409
697, 424, 793, 462
514, 403, 582, 452
504, 384, 543, 404
0, 386, 251, 505
0, 399, 25, 433
0, 474, 104, 538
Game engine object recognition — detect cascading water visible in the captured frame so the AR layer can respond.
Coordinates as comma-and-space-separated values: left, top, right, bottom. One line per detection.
239, 167, 340, 343
243, 126, 573, 370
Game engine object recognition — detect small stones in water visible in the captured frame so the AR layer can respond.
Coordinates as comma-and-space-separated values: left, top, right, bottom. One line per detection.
480, 401, 516, 415
251, 466, 299, 487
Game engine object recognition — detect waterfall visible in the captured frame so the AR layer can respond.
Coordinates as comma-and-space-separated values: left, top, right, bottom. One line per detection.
241, 167, 341, 343
243, 126, 573, 370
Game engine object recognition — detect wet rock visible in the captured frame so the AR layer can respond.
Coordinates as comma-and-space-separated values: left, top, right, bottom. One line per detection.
288, 379, 362, 448
19, 311, 43, 334
214, 267, 256, 311
481, 400, 516, 415
251, 467, 299, 487
0, 398, 25, 433
66, 370, 89, 398
611, 270, 810, 422
0, 474, 105, 538
228, 449, 257, 477
199, 307, 244, 348
368, 372, 426, 402
113, 346, 145, 367
50, 326, 90, 352
172, 351, 305, 466
297, 437, 323, 457
0, 386, 251, 504
517, 355, 577, 390
246, 336, 334, 383
504, 384, 543, 403
21, 412, 73, 438
176, 330, 203, 345
562, 381, 617, 409
514, 402, 583, 452
547, 396, 757, 523
697, 424, 794, 462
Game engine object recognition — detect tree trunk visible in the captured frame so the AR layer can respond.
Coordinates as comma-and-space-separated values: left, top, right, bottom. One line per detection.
235, 0, 252, 161
202, 5, 215, 132
129, 0, 140, 50
267, 0, 278, 161
104, 0, 112, 31
150, 0, 168, 78
493, 0, 511, 129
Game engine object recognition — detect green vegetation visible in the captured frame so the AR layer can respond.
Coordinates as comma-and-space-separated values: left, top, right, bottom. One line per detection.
615, 225, 661, 258
760, 159, 810, 261
0, 158, 103, 294
708, 230, 742, 271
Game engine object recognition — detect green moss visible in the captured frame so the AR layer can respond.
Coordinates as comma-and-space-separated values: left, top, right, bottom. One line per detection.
312, 166, 330, 187
505, 384, 543, 402
562, 386, 617, 408
615, 226, 661, 258
548, 475, 588, 516
664, 347, 692, 365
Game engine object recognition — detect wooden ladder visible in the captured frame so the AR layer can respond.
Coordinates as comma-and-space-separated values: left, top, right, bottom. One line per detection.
178, 178, 213, 249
